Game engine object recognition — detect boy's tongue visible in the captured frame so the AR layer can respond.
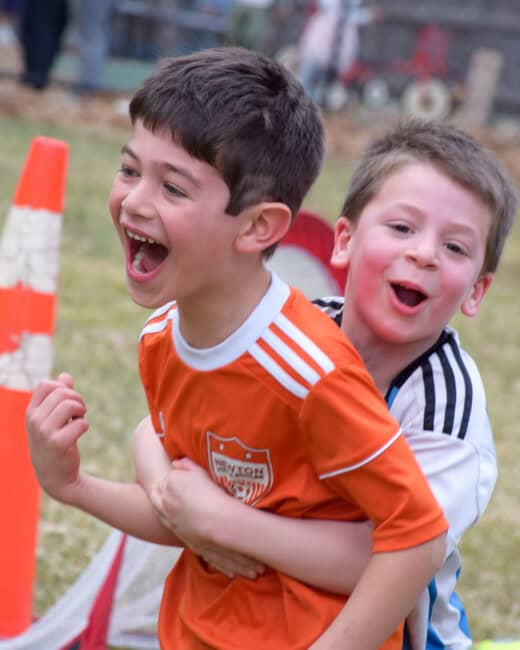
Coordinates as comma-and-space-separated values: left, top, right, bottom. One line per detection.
393, 284, 425, 307
134, 241, 169, 273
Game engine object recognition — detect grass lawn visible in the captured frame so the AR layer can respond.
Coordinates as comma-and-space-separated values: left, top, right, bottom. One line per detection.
1, 114, 519, 643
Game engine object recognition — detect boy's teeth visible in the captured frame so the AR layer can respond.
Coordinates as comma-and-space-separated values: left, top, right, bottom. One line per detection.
132, 247, 145, 271
126, 229, 157, 244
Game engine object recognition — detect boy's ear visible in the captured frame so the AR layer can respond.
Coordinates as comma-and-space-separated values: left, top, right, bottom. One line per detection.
461, 272, 493, 317
330, 217, 353, 269
234, 202, 292, 254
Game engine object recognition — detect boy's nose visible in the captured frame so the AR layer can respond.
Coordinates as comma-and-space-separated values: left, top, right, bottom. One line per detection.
405, 239, 439, 268
121, 184, 157, 220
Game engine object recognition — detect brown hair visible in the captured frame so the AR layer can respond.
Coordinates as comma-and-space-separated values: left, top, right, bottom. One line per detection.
129, 47, 325, 257
341, 120, 517, 273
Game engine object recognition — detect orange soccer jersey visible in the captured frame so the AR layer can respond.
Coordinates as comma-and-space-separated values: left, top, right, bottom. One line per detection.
138, 273, 448, 650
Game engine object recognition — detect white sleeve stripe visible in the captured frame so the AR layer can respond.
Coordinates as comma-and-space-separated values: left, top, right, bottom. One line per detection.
262, 329, 321, 386
249, 343, 309, 399
143, 301, 175, 325
446, 337, 472, 439
318, 428, 402, 479
275, 314, 335, 373
139, 309, 175, 341
418, 333, 474, 440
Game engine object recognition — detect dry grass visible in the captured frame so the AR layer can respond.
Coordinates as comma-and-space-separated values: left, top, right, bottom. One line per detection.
0, 112, 518, 644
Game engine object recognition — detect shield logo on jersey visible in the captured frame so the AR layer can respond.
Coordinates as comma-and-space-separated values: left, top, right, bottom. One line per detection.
206, 432, 274, 506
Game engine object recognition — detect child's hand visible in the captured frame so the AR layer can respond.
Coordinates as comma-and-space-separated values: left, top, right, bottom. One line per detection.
183, 538, 265, 580
25, 372, 89, 503
150, 457, 224, 538
150, 457, 265, 579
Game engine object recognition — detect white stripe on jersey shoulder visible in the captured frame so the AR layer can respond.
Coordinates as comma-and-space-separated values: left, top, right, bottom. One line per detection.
139, 301, 176, 341
249, 342, 309, 398
275, 314, 335, 374
262, 327, 321, 387
319, 428, 402, 479
250, 313, 337, 398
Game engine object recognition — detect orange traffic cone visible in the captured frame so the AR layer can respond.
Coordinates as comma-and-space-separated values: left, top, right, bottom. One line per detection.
0, 136, 68, 636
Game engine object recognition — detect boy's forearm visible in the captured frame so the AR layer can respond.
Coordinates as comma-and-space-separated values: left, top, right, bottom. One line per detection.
132, 415, 172, 492
211, 499, 372, 594
62, 471, 184, 546
310, 533, 446, 649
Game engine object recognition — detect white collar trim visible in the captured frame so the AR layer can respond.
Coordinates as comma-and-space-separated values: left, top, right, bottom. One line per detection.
172, 272, 290, 370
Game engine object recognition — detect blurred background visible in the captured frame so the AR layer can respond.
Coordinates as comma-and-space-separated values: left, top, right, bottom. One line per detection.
2, 0, 520, 122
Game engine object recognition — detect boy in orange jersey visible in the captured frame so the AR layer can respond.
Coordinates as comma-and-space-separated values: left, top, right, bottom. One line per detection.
142, 120, 517, 650
25, 49, 447, 649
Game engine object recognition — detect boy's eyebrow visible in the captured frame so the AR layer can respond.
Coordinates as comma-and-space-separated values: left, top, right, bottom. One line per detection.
121, 144, 137, 159
120, 145, 201, 188
395, 202, 481, 232
390, 204, 485, 246
163, 161, 201, 189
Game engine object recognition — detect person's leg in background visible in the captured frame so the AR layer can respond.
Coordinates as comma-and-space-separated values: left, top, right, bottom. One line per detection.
19, 0, 68, 90
68, 0, 111, 96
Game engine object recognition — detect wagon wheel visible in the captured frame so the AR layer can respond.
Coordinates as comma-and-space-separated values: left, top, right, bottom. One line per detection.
362, 77, 390, 109
401, 78, 452, 120
323, 81, 356, 112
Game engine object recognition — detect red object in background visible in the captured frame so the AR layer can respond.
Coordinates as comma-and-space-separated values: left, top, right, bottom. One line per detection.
338, 22, 451, 88
388, 24, 449, 82
281, 209, 347, 293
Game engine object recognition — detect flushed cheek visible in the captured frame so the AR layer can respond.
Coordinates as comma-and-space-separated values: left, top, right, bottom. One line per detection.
440, 270, 474, 304
349, 239, 377, 270
352, 251, 391, 295
348, 270, 386, 312
356, 234, 393, 267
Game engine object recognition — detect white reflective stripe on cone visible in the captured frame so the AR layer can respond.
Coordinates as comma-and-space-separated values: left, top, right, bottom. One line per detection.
0, 333, 54, 390
0, 205, 62, 293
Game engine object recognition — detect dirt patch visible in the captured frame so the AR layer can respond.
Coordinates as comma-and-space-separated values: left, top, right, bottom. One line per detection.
0, 77, 129, 132
0, 38, 131, 136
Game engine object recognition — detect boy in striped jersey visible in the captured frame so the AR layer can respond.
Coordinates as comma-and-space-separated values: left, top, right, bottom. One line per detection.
150, 121, 517, 649
25, 49, 448, 649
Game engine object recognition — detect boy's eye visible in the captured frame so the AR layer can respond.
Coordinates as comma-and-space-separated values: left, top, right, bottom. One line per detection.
119, 164, 137, 178
445, 242, 467, 256
164, 183, 187, 198
390, 223, 411, 234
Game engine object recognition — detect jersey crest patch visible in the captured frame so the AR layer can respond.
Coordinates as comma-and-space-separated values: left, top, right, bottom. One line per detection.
206, 432, 274, 505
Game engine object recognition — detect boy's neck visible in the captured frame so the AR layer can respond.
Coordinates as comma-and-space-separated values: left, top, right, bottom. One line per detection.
175, 263, 272, 349
342, 318, 443, 396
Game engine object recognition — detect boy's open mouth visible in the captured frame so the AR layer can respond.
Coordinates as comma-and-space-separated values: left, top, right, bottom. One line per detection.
126, 229, 169, 274
391, 282, 427, 307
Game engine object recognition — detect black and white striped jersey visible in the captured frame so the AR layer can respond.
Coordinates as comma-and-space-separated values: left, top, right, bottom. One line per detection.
314, 296, 497, 650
